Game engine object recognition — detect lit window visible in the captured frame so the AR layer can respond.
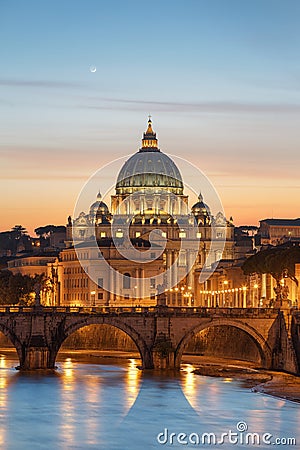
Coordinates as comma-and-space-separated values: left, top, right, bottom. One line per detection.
162, 232, 167, 238
197, 232, 202, 238
135, 231, 141, 238
100, 231, 106, 238
116, 230, 123, 238
179, 230, 186, 238
150, 278, 156, 289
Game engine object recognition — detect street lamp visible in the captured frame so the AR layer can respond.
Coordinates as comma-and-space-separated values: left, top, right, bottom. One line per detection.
242, 286, 247, 308
90, 290, 96, 307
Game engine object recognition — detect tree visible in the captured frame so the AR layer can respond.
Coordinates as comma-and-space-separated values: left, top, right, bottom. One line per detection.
34, 225, 66, 239
0, 227, 31, 255
242, 244, 300, 305
0, 271, 44, 305
10, 225, 27, 239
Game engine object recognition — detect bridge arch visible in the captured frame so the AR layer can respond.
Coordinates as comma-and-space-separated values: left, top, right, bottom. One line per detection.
175, 318, 273, 369
50, 317, 153, 369
0, 323, 23, 366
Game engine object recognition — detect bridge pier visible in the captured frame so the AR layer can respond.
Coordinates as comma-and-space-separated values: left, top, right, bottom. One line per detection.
152, 349, 176, 369
19, 333, 55, 370
151, 330, 176, 370
21, 347, 53, 370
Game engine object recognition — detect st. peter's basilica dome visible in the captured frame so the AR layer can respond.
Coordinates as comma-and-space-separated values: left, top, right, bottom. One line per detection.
115, 118, 183, 196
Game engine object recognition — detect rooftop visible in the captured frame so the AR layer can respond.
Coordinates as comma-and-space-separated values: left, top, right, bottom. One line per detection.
260, 218, 300, 226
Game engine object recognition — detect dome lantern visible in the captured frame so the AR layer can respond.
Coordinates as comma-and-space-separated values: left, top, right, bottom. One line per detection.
141, 116, 159, 151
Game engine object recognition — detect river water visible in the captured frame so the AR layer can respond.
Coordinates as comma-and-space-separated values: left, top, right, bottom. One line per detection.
0, 351, 299, 450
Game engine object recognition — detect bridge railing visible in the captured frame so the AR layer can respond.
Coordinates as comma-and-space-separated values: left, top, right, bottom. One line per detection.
0, 305, 283, 317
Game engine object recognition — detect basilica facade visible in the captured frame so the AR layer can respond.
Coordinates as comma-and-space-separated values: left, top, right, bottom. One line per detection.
55, 118, 235, 307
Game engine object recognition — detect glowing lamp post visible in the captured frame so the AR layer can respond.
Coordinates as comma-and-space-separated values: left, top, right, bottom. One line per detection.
91, 290, 96, 307
242, 286, 247, 308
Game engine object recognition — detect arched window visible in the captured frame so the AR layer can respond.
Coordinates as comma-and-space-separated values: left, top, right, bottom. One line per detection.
123, 273, 131, 289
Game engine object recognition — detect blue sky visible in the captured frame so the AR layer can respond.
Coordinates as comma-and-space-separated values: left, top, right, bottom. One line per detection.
1, 0, 300, 232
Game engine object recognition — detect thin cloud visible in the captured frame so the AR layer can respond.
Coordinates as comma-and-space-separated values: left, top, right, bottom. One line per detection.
0, 78, 82, 88
78, 97, 300, 114
0, 173, 88, 181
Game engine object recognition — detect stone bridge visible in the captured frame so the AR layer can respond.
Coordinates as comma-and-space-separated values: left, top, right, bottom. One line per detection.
0, 305, 298, 373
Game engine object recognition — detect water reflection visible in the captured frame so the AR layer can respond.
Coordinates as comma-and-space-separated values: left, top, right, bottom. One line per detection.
0, 355, 7, 446
60, 358, 76, 446
0, 351, 297, 449
124, 359, 141, 413
0, 355, 6, 369
180, 364, 198, 410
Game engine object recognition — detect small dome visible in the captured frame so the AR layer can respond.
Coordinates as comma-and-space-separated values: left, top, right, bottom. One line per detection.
90, 192, 109, 216
192, 192, 211, 217
116, 118, 183, 195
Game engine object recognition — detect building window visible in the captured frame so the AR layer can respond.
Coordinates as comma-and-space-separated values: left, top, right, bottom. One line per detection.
97, 277, 103, 288
216, 232, 224, 239
98, 293, 103, 300
150, 294, 156, 300
135, 231, 141, 238
178, 251, 186, 266
162, 231, 167, 238
179, 230, 186, 238
197, 232, 202, 238
116, 230, 123, 238
79, 229, 85, 237
150, 278, 156, 289
150, 252, 156, 259
100, 231, 106, 238
123, 273, 131, 289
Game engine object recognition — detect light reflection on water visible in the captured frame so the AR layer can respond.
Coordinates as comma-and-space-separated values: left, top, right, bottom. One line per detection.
60, 358, 76, 447
0, 352, 298, 449
0, 358, 7, 447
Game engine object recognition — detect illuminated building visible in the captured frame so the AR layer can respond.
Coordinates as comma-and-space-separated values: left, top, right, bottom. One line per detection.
259, 218, 300, 246
6, 120, 300, 308
59, 118, 235, 306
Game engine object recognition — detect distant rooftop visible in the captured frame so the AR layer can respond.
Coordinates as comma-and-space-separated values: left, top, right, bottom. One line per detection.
260, 218, 300, 226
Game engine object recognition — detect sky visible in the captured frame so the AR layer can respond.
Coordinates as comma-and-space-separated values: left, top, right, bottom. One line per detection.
1, 0, 300, 235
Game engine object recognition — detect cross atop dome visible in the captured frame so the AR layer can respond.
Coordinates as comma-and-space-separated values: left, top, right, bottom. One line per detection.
140, 116, 159, 151
146, 115, 153, 134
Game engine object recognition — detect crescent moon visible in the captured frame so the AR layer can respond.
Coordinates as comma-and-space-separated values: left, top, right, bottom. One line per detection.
90, 66, 97, 73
